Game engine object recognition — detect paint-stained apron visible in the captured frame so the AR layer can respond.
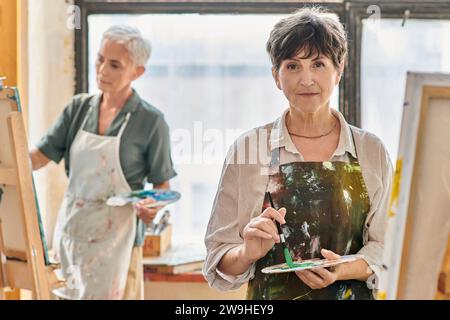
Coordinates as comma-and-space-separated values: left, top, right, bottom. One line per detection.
247, 129, 373, 300
52, 107, 136, 300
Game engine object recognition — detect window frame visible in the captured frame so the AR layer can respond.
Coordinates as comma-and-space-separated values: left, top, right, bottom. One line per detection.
75, 0, 450, 127
346, 0, 450, 126
74, 0, 347, 119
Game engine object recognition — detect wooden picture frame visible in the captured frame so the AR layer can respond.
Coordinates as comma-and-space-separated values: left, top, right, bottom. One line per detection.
379, 72, 450, 300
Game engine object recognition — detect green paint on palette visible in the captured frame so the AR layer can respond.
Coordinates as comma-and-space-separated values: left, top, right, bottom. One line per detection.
275, 262, 315, 270
284, 247, 295, 268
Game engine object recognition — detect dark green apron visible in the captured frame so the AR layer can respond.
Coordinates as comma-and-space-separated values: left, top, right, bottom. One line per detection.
247, 128, 373, 300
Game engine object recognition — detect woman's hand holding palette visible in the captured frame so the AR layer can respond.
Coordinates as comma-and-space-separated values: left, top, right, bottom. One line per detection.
261, 254, 365, 274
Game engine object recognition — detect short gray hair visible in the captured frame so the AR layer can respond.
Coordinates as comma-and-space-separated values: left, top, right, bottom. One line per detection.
267, 7, 347, 72
102, 25, 152, 67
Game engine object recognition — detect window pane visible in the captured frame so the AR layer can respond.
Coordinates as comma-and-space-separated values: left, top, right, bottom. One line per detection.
361, 19, 450, 163
88, 13, 340, 241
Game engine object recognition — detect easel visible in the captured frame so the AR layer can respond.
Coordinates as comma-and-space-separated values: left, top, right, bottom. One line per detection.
437, 237, 450, 299
378, 73, 450, 300
0, 77, 62, 299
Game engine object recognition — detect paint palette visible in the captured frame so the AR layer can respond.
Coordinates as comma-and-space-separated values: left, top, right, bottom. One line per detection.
106, 189, 181, 208
261, 254, 365, 274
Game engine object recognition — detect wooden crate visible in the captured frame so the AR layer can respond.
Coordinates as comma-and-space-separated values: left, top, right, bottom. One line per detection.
143, 224, 172, 257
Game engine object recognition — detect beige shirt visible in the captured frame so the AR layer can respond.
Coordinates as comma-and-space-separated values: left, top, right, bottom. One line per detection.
203, 108, 394, 291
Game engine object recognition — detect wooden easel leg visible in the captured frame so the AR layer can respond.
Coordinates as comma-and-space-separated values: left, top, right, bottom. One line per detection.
436, 235, 450, 300
0, 258, 5, 299
5, 288, 21, 300
0, 222, 7, 300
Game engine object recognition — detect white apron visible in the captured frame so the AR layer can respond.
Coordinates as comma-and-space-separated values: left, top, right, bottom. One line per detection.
53, 107, 136, 300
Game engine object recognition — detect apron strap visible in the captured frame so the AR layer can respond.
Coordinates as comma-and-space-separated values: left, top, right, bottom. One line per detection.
269, 146, 280, 170
78, 103, 131, 138
80, 105, 94, 131
268, 124, 281, 174
268, 124, 360, 170
348, 126, 359, 163
117, 113, 131, 138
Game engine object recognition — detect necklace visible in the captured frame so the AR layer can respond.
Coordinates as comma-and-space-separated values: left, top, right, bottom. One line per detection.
288, 117, 338, 139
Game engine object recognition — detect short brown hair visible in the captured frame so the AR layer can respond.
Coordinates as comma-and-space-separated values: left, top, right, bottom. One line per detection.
266, 7, 348, 71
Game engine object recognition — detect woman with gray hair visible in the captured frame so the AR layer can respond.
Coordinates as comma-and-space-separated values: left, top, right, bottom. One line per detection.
30, 25, 177, 300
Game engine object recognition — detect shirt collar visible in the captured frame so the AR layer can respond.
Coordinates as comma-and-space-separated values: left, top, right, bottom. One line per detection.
90, 88, 141, 114
269, 107, 357, 159
122, 88, 141, 114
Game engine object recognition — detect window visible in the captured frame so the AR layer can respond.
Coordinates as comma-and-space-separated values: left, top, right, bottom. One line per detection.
361, 18, 450, 163
77, 1, 450, 246
89, 14, 280, 241
88, 12, 340, 242
77, 0, 344, 244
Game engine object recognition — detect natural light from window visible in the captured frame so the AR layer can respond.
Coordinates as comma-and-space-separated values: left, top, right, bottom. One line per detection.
88, 13, 340, 244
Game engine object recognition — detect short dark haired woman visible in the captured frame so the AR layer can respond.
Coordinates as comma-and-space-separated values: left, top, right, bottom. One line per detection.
204, 7, 393, 300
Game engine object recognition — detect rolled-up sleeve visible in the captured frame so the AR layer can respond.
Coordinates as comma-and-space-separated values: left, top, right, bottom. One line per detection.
35, 100, 74, 163
145, 117, 177, 185
358, 142, 394, 276
203, 145, 255, 291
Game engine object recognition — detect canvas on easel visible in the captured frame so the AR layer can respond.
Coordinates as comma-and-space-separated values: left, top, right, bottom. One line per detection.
0, 79, 61, 299
379, 72, 450, 300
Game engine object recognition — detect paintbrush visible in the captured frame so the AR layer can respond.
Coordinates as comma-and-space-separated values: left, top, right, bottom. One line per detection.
266, 192, 295, 268
153, 210, 171, 235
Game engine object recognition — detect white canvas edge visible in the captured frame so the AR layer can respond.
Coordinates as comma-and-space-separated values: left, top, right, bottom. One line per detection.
379, 72, 450, 299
